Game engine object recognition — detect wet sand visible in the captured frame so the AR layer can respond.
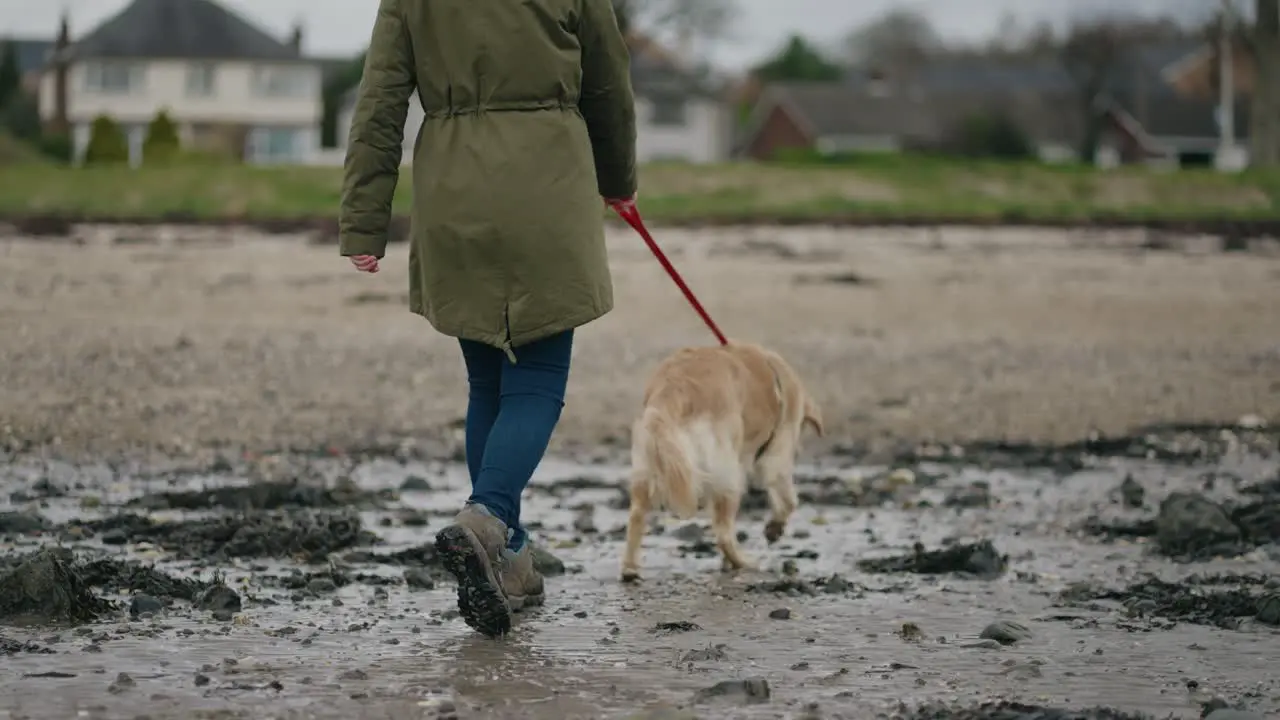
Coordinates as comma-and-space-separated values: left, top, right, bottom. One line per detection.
2, 443, 1279, 718
2, 225, 1280, 719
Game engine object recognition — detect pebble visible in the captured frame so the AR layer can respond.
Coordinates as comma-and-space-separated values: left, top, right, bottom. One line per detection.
768, 608, 792, 620
129, 594, 164, 619
693, 677, 770, 703
404, 568, 435, 590
980, 620, 1033, 645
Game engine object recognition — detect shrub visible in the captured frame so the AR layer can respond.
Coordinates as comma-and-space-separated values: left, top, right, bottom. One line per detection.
83, 114, 129, 165
0, 93, 41, 140
142, 109, 180, 164
36, 132, 73, 164
948, 112, 1034, 160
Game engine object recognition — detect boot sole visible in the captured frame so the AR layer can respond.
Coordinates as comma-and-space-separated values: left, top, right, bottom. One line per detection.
435, 525, 512, 638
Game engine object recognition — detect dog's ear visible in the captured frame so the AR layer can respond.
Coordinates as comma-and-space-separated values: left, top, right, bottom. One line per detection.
802, 395, 824, 437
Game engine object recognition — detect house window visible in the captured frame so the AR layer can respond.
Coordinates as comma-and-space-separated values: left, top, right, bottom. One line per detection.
186, 63, 217, 97
248, 127, 303, 163
649, 94, 688, 127
83, 62, 144, 95
252, 66, 311, 98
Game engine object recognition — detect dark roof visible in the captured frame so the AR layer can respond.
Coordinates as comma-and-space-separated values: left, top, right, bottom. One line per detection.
72, 0, 301, 61
747, 79, 1087, 151
1108, 96, 1249, 140
761, 82, 942, 141
908, 59, 1073, 94
1, 37, 54, 74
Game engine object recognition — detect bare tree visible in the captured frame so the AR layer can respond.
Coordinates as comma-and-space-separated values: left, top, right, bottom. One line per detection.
612, 0, 738, 62
654, 0, 738, 62
1059, 14, 1188, 159
844, 8, 944, 72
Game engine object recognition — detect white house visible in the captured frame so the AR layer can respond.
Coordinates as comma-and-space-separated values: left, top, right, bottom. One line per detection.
38, 0, 323, 166
331, 34, 732, 166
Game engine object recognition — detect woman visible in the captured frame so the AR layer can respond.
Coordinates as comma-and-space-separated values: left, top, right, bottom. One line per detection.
339, 0, 637, 638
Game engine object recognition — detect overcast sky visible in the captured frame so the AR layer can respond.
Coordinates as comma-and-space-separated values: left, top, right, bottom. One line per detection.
0, 0, 1218, 71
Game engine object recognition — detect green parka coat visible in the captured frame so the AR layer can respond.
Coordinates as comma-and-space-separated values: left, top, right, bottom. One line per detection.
338, 0, 637, 360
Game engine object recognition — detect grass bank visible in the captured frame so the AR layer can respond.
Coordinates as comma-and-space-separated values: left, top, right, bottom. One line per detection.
0, 156, 1277, 223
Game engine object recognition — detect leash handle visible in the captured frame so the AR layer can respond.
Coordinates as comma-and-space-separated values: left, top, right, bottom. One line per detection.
611, 202, 728, 346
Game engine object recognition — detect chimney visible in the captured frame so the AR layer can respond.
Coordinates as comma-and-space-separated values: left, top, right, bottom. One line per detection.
289, 22, 303, 54
51, 9, 70, 135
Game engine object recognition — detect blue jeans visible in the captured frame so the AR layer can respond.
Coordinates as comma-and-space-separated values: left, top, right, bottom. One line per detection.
459, 330, 573, 551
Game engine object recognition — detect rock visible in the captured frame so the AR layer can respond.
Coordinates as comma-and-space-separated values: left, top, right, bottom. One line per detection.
403, 568, 435, 590
108, 672, 135, 693
307, 578, 338, 594
399, 475, 432, 492
979, 620, 1032, 645
0, 548, 113, 625
961, 639, 1004, 650
1118, 474, 1145, 508
194, 673, 210, 687
1206, 710, 1267, 720
196, 585, 242, 614
1256, 592, 1280, 626
671, 523, 705, 541
693, 677, 770, 704
128, 594, 165, 618
0, 512, 47, 535
211, 610, 235, 622
572, 508, 597, 534
857, 539, 1007, 579
681, 645, 728, 662
768, 608, 792, 620
823, 574, 856, 594
529, 545, 565, 576
1155, 492, 1241, 558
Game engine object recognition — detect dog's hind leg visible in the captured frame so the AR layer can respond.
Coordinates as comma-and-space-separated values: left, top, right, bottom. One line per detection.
620, 474, 652, 583
711, 485, 754, 572
756, 429, 800, 544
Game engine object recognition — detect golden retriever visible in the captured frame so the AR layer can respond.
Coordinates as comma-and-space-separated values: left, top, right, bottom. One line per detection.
620, 341, 823, 582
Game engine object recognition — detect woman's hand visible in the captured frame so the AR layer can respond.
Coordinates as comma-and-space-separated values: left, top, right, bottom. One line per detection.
349, 255, 380, 273
603, 194, 637, 213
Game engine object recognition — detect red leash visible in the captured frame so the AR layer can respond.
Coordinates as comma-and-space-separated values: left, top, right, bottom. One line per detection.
611, 202, 728, 346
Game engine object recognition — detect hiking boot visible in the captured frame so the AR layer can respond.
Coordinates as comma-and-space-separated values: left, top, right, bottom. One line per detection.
434, 504, 512, 637
499, 541, 545, 611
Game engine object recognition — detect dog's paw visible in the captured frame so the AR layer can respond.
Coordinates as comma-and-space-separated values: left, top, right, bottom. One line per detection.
620, 570, 642, 584
764, 520, 785, 544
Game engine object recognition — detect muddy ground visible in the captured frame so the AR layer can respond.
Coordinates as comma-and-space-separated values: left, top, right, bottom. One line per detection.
2, 225, 1280, 719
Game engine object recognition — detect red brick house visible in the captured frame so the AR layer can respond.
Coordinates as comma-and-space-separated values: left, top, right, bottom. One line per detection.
737, 81, 941, 160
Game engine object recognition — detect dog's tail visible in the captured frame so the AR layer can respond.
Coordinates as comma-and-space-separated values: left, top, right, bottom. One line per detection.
635, 406, 700, 519
802, 394, 825, 437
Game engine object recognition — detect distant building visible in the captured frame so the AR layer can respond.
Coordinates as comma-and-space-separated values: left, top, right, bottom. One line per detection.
329, 32, 732, 166
739, 63, 1081, 164
1094, 41, 1251, 168
737, 80, 941, 160
739, 40, 1249, 169
37, 0, 324, 166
